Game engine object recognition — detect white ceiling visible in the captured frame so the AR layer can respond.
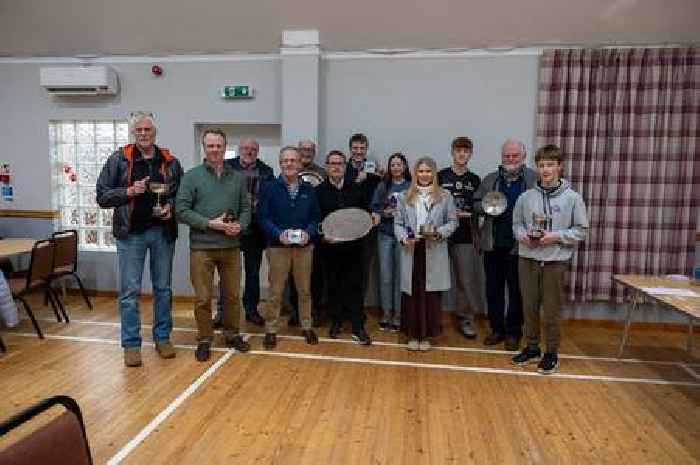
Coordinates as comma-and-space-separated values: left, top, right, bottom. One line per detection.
0, 0, 698, 56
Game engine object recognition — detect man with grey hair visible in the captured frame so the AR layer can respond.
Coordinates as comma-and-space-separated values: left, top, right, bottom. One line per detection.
258, 146, 321, 348
97, 112, 183, 367
213, 137, 274, 328
473, 138, 537, 351
298, 139, 326, 177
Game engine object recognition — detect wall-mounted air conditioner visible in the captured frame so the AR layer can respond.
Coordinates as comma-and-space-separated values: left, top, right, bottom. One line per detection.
40, 66, 120, 96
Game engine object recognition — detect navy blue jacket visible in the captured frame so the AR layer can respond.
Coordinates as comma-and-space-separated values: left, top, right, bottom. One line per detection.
258, 176, 321, 246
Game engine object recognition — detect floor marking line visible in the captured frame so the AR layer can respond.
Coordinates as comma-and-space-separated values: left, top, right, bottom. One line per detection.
680, 364, 700, 381
249, 350, 700, 388
27, 317, 700, 368
7, 332, 699, 388
106, 350, 235, 465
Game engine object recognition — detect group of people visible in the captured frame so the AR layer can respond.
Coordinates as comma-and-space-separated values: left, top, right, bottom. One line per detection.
96, 111, 588, 375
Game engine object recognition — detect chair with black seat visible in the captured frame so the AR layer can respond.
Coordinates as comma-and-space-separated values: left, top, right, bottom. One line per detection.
51, 230, 92, 310
0, 395, 93, 465
8, 239, 68, 338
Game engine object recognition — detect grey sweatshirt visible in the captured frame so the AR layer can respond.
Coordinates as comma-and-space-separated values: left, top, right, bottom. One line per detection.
512, 178, 588, 262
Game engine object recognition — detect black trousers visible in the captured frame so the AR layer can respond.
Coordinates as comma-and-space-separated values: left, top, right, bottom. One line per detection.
483, 247, 523, 338
322, 242, 365, 332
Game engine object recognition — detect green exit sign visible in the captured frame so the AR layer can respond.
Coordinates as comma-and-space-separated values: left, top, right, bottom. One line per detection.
221, 85, 254, 99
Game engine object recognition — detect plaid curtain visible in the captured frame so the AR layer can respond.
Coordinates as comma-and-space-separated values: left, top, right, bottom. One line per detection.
536, 48, 700, 301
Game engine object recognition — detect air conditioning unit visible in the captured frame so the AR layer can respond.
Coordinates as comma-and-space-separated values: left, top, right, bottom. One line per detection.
40, 66, 120, 96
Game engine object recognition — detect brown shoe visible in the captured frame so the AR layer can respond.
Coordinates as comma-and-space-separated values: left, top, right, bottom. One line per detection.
124, 348, 142, 367
302, 329, 318, 345
155, 341, 176, 359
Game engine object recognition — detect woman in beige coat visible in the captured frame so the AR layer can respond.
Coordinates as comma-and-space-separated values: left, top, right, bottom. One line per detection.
394, 157, 458, 351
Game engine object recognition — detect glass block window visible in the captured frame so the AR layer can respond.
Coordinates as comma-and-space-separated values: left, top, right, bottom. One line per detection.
50, 120, 128, 251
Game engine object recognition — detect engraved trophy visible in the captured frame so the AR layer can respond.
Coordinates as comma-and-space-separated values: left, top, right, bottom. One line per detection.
528, 212, 548, 240
148, 182, 168, 218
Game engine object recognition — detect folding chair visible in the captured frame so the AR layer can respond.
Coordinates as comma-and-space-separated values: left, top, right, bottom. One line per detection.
0, 395, 93, 465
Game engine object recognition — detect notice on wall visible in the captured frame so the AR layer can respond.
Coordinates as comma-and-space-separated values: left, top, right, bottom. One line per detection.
0, 163, 13, 201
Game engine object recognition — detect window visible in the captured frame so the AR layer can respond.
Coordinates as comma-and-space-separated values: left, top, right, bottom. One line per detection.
50, 120, 129, 251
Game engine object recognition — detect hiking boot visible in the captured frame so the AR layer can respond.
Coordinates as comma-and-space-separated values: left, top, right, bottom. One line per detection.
124, 348, 142, 367
155, 341, 176, 359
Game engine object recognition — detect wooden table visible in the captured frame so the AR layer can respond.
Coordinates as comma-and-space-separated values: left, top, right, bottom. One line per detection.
0, 238, 36, 258
613, 274, 700, 358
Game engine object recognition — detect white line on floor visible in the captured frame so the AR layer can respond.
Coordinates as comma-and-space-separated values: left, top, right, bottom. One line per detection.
30, 317, 700, 368
248, 350, 700, 387
680, 364, 700, 381
106, 350, 234, 465
7, 332, 700, 388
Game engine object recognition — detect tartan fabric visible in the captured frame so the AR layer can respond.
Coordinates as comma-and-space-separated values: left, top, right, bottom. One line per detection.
536, 48, 700, 302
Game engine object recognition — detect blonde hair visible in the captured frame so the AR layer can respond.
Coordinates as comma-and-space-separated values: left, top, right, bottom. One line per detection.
404, 156, 447, 205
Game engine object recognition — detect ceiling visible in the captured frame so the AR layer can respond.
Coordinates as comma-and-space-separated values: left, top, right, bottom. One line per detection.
0, 0, 698, 56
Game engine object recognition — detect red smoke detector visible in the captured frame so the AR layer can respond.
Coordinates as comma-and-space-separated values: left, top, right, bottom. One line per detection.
151, 65, 163, 76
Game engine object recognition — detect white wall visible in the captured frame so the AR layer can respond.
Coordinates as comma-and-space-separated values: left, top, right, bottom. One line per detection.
320, 54, 539, 172
0, 57, 281, 295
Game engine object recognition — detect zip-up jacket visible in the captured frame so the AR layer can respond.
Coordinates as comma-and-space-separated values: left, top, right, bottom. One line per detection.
473, 166, 538, 253
258, 176, 321, 247
96, 144, 183, 240
512, 178, 588, 262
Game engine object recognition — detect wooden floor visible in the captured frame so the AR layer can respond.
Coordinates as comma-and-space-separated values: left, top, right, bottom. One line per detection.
1, 295, 699, 465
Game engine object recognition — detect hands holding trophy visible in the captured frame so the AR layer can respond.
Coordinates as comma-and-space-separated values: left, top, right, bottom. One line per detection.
148, 181, 169, 219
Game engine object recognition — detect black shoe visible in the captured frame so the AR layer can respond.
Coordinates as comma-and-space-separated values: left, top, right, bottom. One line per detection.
226, 334, 251, 353
288, 315, 300, 327
512, 346, 542, 366
352, 328, 372, 346
483, 333, 505, 346
212, 314, 223, 330
245, 312, 265, 326
329, 321, 342, 339
195, 341, 211, 362
378, 322, 390, 331
504, 336, 521, 351
302, 329, 318, 345
537, 353, 559, 375
263, 333, 277, 350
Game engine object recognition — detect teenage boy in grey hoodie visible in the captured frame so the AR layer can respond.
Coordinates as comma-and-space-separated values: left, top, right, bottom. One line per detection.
510, 144, 588, 374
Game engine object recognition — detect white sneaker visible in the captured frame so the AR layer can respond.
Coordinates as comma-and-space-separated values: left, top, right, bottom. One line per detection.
407, 339, 420, 351
460, 320, 477, 339
418, 340, 431, 351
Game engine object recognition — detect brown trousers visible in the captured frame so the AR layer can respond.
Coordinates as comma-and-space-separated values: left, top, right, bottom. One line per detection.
518, 257, 567, 353
190, 248, 241, 342
264, 246, 313, 333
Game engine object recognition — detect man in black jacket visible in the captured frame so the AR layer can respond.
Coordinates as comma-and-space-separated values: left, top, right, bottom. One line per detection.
96, 112, 183, 367
316, 150, 372, 345
214, 137, 274, 328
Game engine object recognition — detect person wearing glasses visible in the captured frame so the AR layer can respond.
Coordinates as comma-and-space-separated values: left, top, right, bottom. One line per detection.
96, 112, 183, 367
316, 150, 373, 345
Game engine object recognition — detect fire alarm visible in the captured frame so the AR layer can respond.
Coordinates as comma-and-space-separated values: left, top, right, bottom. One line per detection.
151, 65, 163, 76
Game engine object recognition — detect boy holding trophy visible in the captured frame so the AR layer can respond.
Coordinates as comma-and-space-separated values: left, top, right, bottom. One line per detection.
511, 145, 588, 374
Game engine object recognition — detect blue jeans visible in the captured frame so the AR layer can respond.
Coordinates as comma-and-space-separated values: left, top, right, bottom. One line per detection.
377, 232, 401, 326
116, 226, 175, 348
